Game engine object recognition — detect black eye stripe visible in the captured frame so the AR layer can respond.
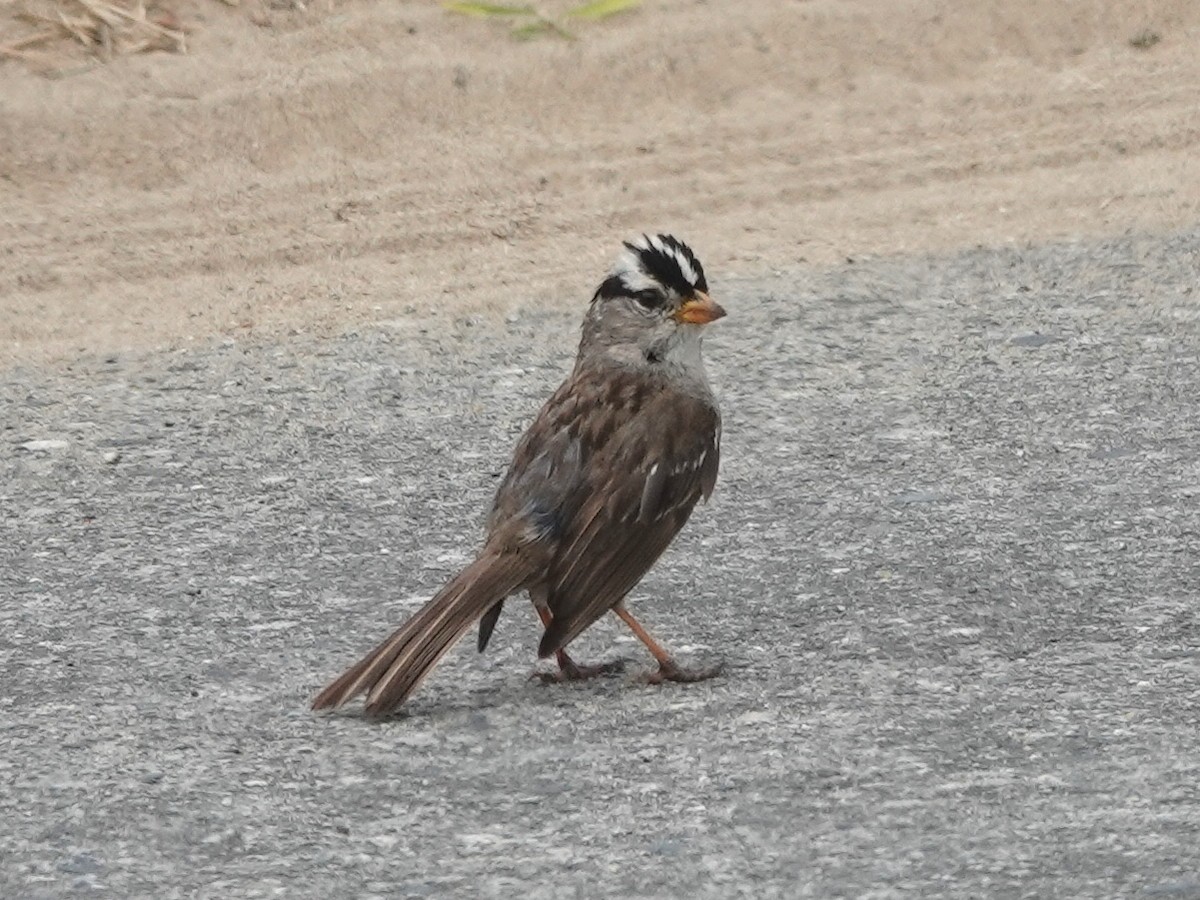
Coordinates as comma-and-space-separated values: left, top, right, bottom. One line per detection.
633, 289, 665, 309
592, 278, 666, 309
594, 275, 629, 301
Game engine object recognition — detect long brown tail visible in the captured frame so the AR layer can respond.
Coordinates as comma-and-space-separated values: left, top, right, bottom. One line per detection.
311, 550, 531, 718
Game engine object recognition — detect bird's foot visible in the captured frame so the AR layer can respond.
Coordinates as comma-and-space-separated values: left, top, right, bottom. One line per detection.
642, 659, 724, 685
534, 657, 627, 684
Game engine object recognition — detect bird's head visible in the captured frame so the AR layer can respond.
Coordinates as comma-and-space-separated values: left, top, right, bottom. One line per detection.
581, 234, 725, 367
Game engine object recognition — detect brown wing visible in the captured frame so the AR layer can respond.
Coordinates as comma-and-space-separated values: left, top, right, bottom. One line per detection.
536, 384, 720, 657
474, 377, 589, 652
489, 362, 714, 541
477, 366, 648, 649
488, 378, 588, 536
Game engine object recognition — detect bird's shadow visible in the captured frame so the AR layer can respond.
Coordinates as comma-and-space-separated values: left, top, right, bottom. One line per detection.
310, 653, 736, 725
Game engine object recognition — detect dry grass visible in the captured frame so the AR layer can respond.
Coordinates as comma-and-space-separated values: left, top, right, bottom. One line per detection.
0, 0, 204, 72
0, 0, 634, 75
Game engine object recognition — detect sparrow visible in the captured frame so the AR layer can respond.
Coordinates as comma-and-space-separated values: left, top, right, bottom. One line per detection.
312, 234, 726, 717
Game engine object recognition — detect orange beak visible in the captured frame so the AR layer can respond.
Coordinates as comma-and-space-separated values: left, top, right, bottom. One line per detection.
673, 291, 727, 325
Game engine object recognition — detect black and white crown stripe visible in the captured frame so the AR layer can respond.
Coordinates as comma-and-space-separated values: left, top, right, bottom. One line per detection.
608, 233, 708, 299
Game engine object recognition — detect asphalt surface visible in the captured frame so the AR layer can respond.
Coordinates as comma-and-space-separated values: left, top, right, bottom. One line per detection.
3, 229, 1199, 898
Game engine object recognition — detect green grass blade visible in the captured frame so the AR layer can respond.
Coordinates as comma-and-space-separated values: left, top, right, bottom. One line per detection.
512, 19, 576, 40
567, 0, 639, 20
444, 2, 536, 17
511, 20, 551, 38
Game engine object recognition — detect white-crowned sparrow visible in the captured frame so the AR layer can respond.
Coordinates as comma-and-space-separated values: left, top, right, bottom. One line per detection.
312, 234, 726, 717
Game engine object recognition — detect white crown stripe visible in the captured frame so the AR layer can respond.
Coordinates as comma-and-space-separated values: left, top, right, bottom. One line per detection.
672, 250, 698, 285
611, 234, 703, 295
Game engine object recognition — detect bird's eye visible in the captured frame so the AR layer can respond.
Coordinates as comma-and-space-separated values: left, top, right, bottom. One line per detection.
632, 289, 662, 310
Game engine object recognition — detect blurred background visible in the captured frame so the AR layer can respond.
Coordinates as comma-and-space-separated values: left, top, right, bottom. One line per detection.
2, 0, 1197, 360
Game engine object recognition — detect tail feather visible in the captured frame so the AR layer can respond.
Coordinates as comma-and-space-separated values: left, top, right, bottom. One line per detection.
311, 551, 531, 717
476, 599, 505, 653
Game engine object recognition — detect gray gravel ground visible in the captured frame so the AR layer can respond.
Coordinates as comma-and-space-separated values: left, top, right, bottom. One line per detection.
3, 229, 1199, 899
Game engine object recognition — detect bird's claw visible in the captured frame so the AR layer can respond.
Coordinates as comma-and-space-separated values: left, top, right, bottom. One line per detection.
642, 659, 724, 685
532, 658, 627, 684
